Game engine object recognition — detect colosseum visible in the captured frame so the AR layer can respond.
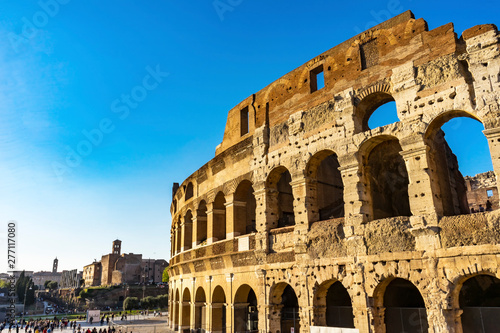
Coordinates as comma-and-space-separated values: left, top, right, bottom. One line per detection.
168, 11, 500, 333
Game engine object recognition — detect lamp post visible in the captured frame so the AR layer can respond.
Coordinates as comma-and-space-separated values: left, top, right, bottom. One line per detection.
23, 280, 33, 316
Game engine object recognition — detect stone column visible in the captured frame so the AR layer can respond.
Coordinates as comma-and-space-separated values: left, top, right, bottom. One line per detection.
290, 176, 317, 254
206, 202, 215, 245
339, 159, 368, 256
253, 184, 277, 255
180, 221, 187, 252
400, 137, 443, 250
268, 304, 283, 333
399, 137, 442, 218
484, 127, 500, 205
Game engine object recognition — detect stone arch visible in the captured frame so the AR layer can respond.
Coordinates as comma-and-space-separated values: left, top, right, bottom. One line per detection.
424, 110, 491, 216
175, 217, 182, 254
354, 84, 396, 132
360, 135, 411, 220
306, 150, 344, 221
181, 288, 191, 330
173, 199, 177, 214
453, 273, 500, 333
267, 166, 295, 229
185, 182, 194, 201
270, 282, 300, 333
313, 280, 354, 328
212, 286, 227, 333
194, 287, 206, 331
373, 277, 428, 333
234, 284, 258, 333
183, 210, 193, 251
196, 200, 208, 246
174, 288, 180, 330
233, 180, 257, 236
212, 192, 227, 242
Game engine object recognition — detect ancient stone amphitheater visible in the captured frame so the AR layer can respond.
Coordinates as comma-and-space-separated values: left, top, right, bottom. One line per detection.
168, 11, 500, 333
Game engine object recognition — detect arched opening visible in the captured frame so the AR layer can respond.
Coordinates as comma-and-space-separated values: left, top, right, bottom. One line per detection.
383, 278, 428, 333
213, 192, 227, 242
313, 280, 354, 328
425, 112, 495, 216
307, 151, 344, 221
196, 201, 208, 246
174, 289, 180, 330
185, 182, 194, 201
181, 288, 191, 331
281, 285, 300, 333
195, 287, 206, 332
368, 101, 399, 129
267, 167, 295, 229
234, 285, 258, 333
173, 199, 177, 214
233, 180, 257, 236
459, 274, 500, 332
183, 210, 193, 251
364, 137, 411, 220
212, 286, 226, 333
175, 219, 182, 254
356, 92, 397, 132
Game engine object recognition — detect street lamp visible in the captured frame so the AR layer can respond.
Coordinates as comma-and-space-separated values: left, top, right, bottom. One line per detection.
23, 281, 33, 316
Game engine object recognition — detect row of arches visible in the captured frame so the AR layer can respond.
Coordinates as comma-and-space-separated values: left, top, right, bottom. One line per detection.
170, 274, 500, 333
172, 110, 494, 255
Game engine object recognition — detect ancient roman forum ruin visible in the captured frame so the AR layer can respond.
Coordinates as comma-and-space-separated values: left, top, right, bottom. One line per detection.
168, 11, 500, 333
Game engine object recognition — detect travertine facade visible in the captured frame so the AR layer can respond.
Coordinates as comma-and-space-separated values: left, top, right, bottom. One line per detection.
168, 12, 500, 333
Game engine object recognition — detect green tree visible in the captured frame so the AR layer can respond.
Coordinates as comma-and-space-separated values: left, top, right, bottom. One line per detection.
47, 281, 58, 290
14, 272, 35, 306
123, 297, 139, 310
0, 280, 10, 289
157, 294, 168, 308
162, 267, 169, 283
44, 280, 52, 289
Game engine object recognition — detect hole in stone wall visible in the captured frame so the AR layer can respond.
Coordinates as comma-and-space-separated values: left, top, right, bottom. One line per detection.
310, 65, 325, 93
428, 116, 494, 215
367, 101, 398, 129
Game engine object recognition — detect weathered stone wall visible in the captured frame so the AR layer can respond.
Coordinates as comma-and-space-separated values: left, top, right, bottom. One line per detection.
168, 11, 500, 333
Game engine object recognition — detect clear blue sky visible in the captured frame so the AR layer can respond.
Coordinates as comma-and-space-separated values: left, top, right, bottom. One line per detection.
0, 1, 498, 272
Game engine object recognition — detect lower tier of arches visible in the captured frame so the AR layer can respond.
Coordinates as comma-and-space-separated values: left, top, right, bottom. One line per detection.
168, 250, 500, 333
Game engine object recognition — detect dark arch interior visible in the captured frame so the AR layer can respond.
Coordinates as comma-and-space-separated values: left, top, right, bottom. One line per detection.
367, 139, 411, 220
459, 275, 500, 333
281, 285, 300, 333
326, 282, 354, 328
183, 210, 192, 251
313, 153, 344, 221
213, 192, 226, 241
459, 275, 500, 307
196, 201, 207, 245
234, 181, 257, 235
277, 170, 295, 227
383, 278, 428, 333
234, 287, 258, 333
185, 182, 193, 200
